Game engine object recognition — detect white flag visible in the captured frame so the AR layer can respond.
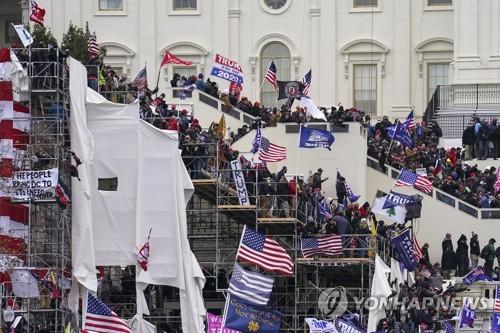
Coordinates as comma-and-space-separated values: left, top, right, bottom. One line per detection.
8, 269, 40, 298
371, 196, 407, 224
368, 255, 391, 333
300, 96, 327, 121
12, 24, 33, 47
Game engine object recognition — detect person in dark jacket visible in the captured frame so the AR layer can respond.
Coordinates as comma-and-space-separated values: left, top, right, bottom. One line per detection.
470, 232, 480, 268
421, 243, 431, 267
462, 124, 476, 160
484, 238, 496, 275
441, 233, 456, 277
276, 175, 290, 217
456, 234, 469, 276
312, 168, 328, 190
336, 175, 347, 205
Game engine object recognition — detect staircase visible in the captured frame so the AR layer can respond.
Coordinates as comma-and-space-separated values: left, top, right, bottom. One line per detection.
425, 84, 500, 138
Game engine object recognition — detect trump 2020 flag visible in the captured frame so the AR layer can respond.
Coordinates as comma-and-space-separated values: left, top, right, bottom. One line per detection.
299, 126, 334, 150
459, 305, 475, 328
492, 313, 500, 333
223, 295, 282, 333
391, 228, 418, 271
463, 266, 494, 285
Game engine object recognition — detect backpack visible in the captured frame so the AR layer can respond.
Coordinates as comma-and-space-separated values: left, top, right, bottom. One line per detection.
480, 245, 489, 259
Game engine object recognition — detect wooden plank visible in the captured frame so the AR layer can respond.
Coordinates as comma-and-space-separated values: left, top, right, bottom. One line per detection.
296, 257, 372, 265
217, 205, 257, 210
192, 178, 217, 185
257, 218, 296, 223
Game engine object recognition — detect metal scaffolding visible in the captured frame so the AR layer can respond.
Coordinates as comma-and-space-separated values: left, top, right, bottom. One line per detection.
2, 48, 385, 332
0, 47, 74, 333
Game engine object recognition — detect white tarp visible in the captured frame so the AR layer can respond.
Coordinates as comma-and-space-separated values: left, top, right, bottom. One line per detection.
367, 255, 392, 333
68, 57, 97, 292
69, 58, 205, 332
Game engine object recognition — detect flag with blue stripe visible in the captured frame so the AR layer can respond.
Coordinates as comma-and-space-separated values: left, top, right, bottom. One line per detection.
228, 262, 274, 306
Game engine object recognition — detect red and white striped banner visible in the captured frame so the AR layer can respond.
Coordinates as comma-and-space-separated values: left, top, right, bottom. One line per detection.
0, 49, 30, 258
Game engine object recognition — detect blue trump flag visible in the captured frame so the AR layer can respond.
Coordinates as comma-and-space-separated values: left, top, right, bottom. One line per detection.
382, 191, 416, 209
462, 266, 494, 285
386, 120, 414, 147
492, 313, 500, 333
299, 126, 335, 150
223, 295, 282, 333
391, 228, 418, 271
392, 121, 414, 147
459, 305, 475, 328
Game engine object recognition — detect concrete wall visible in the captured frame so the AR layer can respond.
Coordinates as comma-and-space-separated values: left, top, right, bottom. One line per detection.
231, 122, 367, 203
366, 161, 500, 265
35, 0, 458, 118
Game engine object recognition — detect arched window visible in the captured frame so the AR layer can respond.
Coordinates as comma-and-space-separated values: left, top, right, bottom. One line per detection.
260, 42, 290, 108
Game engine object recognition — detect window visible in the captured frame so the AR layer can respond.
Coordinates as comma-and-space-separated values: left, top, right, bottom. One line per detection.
263, 0, 288, 10
99, 0, 123, 10
427, 63, 449, 101
98, 177, 118, 191
173, 0, 197, 10
353, 0, 378, 8
353, 64, 377, 115
427, 0, 452, 6
260, 42, 291, 108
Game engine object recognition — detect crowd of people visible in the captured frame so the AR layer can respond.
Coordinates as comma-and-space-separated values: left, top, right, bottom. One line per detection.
367, 116, 500, 208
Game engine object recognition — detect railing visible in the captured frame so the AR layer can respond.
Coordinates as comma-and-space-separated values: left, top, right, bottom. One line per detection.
424, 86, 439, 124
433, 84, 500, 111
366, 156, 500, 220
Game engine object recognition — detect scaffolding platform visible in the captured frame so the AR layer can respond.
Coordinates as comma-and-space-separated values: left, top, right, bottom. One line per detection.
257, 217, 297, 223
296, 257, 373, 266
217, 204, 257, 210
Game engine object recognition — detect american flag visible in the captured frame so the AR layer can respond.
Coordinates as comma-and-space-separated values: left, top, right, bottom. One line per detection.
30, 0, 45, 26
495, 285, 500, 313
302, 69, 311, 96
265, 61, 278, 90
236, 225, 293, 276
133, 66, 148, 91
394, 168, 433, 194
228, 263, 274, 306
413, 233, 424, 261
258, 137, 286, 162
301, 235, 343, 257
88, 33, 100, 58
443, 321, 455, 333
84, 293, 132, 333
406, 110, 415, 130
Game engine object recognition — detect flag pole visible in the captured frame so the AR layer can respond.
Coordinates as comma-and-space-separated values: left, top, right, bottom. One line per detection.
155, 65, 162, 98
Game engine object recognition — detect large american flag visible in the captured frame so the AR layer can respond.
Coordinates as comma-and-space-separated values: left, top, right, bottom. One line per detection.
236, 225, 293, 276
265, 61, 278, 90
302, 69, 312, 96
84, 293, 132, 333
413, 234, 424, 261
88, 33, 100, 58
258, 137, 286, 162
495, 285, 500, 313
301, 235, 342, 258
394, 168, 433, 194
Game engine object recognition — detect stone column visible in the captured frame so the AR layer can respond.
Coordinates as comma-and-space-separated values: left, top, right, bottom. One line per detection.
309, 0, 320, 101
390, 0, 412, 115
228, 0, 241, 62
